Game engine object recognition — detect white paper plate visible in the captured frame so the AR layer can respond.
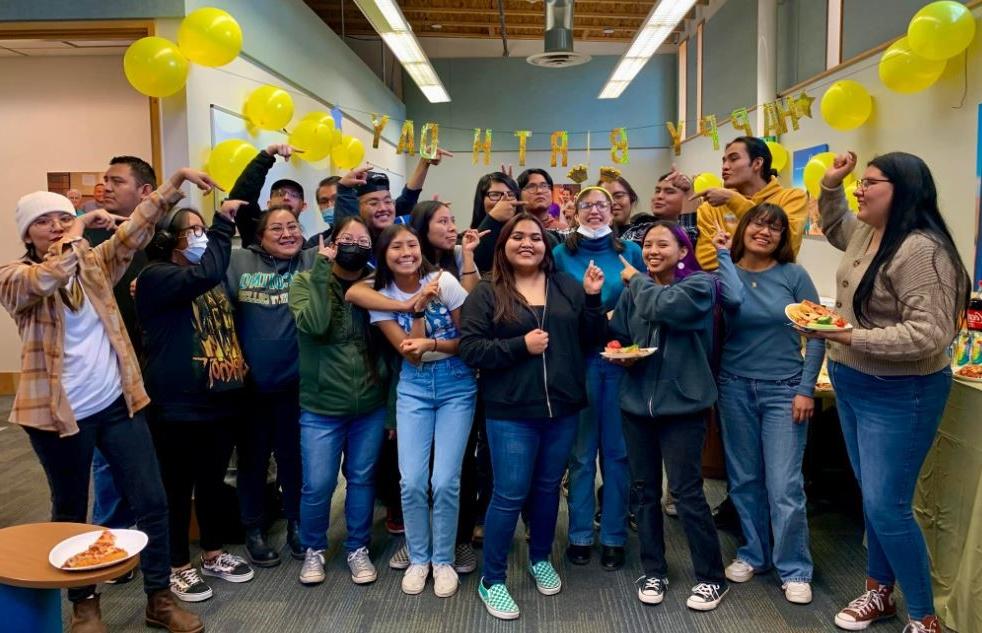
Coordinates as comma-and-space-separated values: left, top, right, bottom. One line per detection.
601, 347, 657, 360
784, 304, 853, 332
49, 529, 147, 571
954, 365, 982, 383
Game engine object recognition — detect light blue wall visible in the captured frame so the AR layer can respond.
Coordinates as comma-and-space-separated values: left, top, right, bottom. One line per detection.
842, 0, 969, 60
0, 0, 183, 20
702, 0, 757, 120
402, 54, 677, 152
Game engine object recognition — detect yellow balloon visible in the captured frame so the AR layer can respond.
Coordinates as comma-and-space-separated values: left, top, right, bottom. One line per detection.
302, 111, 343, 146
766, 141, 789, 173
821, 80, 873, 131
802, 152, 857, 198
123, 37, 189, 97
289, 117, 337, 162
844, 182, 860, 213
206, 139, 258, 191
908, 1, 977, 61
879, 37, 947, 94
332, 136, 366, 170
244, 86, 294, 131
692, 172, 724, 194
178, 7, 243, 67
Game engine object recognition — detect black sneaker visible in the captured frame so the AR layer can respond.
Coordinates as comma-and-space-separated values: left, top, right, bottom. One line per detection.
201, 552, 255, 583
245, 528, 281, 567
286, 520, 304, 560
104, 569, 136, 585
686, 582, 728, 611
170, 567, 213, 603
636, 575, 668, 605
601, 546, 625, 571
565, 544, 591, 565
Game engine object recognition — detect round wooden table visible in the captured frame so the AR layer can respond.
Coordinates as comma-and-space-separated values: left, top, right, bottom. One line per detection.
0, 522, 140, 633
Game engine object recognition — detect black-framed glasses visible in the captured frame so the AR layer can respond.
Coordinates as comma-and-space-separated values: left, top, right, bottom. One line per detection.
857, 177, 890, 190
486, 191, 517, 202
749, 217, 785, 233
336, 233, 372, 248
577, 200, 611, 211
522, 182, 551, 193
179, 225, 206, 238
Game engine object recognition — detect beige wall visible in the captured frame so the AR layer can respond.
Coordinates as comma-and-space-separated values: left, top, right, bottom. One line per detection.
0, 55, 152, 373
673, 13, 982, 298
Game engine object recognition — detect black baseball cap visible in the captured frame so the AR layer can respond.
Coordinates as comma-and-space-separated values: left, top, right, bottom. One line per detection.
270, 178, 304, 199
356, 172, 390, 197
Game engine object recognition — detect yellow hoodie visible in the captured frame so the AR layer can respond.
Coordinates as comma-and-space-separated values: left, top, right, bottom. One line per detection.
694, 177, 807, 270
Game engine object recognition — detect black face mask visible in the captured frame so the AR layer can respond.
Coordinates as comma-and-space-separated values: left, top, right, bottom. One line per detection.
334, 243, 372, 271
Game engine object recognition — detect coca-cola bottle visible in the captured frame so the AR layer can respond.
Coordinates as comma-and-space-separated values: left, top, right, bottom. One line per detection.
969, 281, 982, 332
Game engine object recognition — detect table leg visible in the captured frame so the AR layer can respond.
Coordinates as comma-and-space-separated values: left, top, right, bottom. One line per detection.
0, 584, 61, 633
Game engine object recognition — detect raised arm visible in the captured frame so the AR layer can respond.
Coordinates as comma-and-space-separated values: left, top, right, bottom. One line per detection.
289, 254, 335, 336
230, 144, 291, 246
818, 151, 860, 251
627, 272, 715, 329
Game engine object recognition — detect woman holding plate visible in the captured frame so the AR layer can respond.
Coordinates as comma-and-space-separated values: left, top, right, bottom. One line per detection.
816, 151, 969, 633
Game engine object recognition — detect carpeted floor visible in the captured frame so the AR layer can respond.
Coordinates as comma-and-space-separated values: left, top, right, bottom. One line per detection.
0, 396, 907, 633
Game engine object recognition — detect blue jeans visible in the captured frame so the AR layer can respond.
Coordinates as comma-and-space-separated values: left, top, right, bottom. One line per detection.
298, 407, 386, 552
568, 353, 629, 547
482, 415, 578, 585
91, 448, 134, 528
717, 371, 812, 583
829, 362, 951, 619
397, 357, 476, 565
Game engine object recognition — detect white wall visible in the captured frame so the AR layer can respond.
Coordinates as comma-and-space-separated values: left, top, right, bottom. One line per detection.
674, 12, 982, 298
0, 55, 152, 373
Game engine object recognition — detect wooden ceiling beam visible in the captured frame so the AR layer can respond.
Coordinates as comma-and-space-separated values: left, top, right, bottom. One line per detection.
337, 28, 632, 43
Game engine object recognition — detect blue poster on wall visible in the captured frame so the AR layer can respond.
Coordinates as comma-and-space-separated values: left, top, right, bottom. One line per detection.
794, 143, 829, 237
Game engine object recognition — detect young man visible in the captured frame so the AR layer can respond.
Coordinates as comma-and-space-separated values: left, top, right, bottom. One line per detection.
298, 175, 340, 238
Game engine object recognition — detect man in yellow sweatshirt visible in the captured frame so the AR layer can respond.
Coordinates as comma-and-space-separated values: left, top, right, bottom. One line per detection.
694, 136, 807, 270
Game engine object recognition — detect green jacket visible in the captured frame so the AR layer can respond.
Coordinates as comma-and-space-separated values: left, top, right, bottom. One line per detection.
289, 256, 388, 417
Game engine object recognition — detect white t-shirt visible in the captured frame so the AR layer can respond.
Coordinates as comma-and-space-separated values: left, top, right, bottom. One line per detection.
370, 271, 469, 363
62, 289, 123, 420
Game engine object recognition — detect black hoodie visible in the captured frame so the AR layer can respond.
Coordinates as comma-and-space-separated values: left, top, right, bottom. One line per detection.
459, 272, 604, 420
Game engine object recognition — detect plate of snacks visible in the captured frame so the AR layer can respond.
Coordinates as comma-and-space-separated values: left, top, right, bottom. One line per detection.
601, 340, 657, 360
49, 529, 147, 571
785, 300, 853, 332
954, 364, 982, 383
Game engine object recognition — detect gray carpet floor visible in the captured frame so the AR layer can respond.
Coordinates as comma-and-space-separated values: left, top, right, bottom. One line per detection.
0, 397, 908, 632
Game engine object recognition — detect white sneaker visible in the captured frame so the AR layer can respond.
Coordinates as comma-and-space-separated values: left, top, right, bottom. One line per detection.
346, 547, 377, 584
725, 559, 754, 583
686, 582, 728, 611
299, 548, 325, 585
401, 563, 429, 595
433, 563, 459, 598
783, 581, 813, 604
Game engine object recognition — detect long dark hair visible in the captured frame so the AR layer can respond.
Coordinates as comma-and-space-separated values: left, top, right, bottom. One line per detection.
639, 220, 702, 282
563, 186, 625, 255
409, 200, 459, 278
729, 203, 795, 265
727, 136, 777, 180
491, 212, 555, 323
471, 171, 520, 229
372, 224, 436, 291
853, 152, 970, 328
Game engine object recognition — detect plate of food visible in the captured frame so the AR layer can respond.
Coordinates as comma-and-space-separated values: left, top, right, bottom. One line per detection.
49, 529, 147, 571
785, 300, 853, 332
601, 340, 657, 360
954, 364, 982, 383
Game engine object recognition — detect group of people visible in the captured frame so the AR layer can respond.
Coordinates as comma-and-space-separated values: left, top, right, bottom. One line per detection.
2, 135, 970, 633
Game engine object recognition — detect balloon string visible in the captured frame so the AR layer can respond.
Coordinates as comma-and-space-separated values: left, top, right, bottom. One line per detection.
953, 49, 968, 110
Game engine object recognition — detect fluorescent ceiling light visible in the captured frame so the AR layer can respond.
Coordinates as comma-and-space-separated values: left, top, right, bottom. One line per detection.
353, 0, 451, 103
598, 0, 697, 99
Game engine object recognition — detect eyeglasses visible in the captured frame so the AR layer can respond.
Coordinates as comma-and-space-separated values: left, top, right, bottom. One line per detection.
577, 200, 611, 212
265, 222, 301, 236
271, 187, 302, 200
179, 226, 206, 238
522, 182, 552, 193
32, 214, 76, 229
363, 197, 394, 209
486, 191, 517, 202
749, 217, 785, 234
857, 177, 890, 190
336, 233, 372, 248
610, 192, 631, 201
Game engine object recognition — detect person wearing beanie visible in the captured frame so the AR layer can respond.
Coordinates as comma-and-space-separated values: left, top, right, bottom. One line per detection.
0, 167, 217, 633
693, 137, 807, 271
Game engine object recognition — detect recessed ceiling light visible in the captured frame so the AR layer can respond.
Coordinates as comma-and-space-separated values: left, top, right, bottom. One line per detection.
431, 24, 443, 29
602, 28, 615, 35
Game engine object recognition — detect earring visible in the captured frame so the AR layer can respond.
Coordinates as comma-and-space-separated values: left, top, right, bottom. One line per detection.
677, 261, 686, 270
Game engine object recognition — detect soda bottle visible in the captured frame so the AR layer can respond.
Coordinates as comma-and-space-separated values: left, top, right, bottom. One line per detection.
968, 281, 982, 332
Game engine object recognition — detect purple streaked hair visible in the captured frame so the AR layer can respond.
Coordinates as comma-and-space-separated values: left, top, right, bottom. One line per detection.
638, 220, 702, 281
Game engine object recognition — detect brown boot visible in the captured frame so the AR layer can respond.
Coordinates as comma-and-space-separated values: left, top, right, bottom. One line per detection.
70, 595, 108, 633
834, 578, 896, 630
907, 615, 943, 633
145, 589, 204, 633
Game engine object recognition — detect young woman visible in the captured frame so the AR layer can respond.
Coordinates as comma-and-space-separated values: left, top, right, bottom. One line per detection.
599, 175, 638, 237
409, 200, 484, 292
710, 203, 824, 605
136, 199, 254, 603
459, 213, 605, 620
0, 169, 214, 633
694, 137, 807, 271
288, 216, 389, 587
610, 221, 728, 612
353, 224, 476, 599
817, 151, 970, 633
226, 204, 318, 566
552, 187, 645, 570
471, 171, 524, 272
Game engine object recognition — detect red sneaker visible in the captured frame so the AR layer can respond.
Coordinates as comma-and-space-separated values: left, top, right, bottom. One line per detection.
385, 508, 405, 535
834, 578, 896, 630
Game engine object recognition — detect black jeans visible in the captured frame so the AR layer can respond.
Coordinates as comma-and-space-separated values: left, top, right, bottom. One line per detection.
375, 432, 403, 520
25, 396, 170, 601
149, 414, 236, 567
622, 409, 726, 585
236, 383, 302, 529
455, 418, 481, 544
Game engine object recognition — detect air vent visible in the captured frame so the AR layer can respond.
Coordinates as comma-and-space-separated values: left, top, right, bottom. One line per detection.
526, 0, 591, 68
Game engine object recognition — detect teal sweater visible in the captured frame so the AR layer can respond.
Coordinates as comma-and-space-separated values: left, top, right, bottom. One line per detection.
553, 234, 646, 312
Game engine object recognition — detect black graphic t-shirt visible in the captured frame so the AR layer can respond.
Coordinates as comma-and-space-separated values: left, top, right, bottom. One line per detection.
191, 287, 247, 392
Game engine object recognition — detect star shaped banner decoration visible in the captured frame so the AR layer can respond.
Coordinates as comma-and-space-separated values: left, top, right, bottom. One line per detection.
794, 91, 815, 119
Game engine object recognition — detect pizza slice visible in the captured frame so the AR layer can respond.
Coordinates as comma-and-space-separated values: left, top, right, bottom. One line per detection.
63, 530, 129, 569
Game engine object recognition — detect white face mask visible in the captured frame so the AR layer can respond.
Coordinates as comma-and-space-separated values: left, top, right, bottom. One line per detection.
576, 224, 613, 240
181, 233, 208, 264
